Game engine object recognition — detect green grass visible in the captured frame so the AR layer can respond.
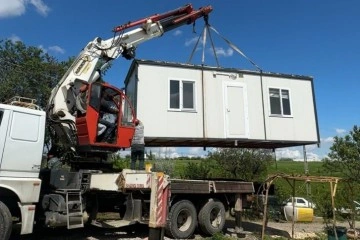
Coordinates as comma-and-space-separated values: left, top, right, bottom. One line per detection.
268, 161, 326, 176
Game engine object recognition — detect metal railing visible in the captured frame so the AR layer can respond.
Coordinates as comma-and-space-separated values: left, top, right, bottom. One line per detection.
5, 96, 41, 110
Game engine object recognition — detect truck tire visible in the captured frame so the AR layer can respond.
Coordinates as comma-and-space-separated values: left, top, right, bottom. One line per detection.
0, 201, 12, 240
165, 200, 197, 239
198, 199, 225, 236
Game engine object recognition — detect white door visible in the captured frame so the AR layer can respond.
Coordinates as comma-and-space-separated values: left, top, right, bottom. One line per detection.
224, 83, 249, 138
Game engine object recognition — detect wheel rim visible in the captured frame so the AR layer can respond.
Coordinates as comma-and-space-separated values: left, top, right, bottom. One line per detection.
210, 207, 222, 228
176, 209, 192, 232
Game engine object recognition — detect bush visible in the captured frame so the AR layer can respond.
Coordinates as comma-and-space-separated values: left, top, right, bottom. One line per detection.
151, 159, 175, 175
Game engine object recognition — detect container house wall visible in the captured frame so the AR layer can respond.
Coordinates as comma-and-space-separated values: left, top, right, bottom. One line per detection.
125, 61, 319, 145
262, 75, 317, 141
134, 64, 204, 138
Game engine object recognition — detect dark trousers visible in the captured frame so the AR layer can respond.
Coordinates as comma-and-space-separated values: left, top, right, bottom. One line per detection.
131, 144, 145, 170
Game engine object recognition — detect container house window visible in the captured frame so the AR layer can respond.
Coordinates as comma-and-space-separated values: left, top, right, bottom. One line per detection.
169, 80, 195, 111
269, 88, 291, 116
170, 80, 180, 109
0, 110, 3, 125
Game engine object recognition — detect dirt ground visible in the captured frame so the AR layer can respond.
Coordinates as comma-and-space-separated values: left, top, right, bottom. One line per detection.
228, 218, 352, 239
10, 218, 357, 240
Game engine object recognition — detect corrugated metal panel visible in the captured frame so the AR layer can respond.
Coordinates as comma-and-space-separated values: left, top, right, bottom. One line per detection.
213, 181, 254, 193
170, 179, 254, 194
170, 180, 210, 194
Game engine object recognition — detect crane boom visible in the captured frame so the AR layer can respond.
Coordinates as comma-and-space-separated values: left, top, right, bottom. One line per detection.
46, 4, 212, 161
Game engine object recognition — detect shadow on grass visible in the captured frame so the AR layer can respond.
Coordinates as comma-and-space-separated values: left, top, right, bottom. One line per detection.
223, 219, 291, 239
10, 224, 150, 240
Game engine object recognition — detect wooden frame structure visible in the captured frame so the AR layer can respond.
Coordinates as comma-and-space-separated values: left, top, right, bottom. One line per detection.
261, 173, 341, 240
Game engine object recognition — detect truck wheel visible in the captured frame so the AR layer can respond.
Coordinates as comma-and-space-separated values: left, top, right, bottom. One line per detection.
0, 201, 12, 240
165, 200, 197, 239
198, 199, 226, 236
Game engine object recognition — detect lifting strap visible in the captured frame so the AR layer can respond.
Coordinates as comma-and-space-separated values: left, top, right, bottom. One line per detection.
187, 17, 262, 71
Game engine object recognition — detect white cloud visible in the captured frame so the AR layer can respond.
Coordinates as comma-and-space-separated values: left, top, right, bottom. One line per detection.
38, 45, 46, 52
305, 144, 318, 151
306, 152, 320, 161
321, 137, 334, 143
8, 34, 21, 42
212, 47, 234, 57
173, 30, 182, 36
149, 147, 178, 159
115, 149, 130, 158
293, 152, 320, 162
0, 0, 49, 18
0, 0, 25, 18
185, 37, 203, 47
335, 128, 346, 134
48, 45, 65, 54
37, 45, 65, 54
188, 147, 202, 155
30, 0, 50, 16
276, 148, 301, 159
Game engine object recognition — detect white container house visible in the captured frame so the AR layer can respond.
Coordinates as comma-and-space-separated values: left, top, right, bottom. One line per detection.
124, 59, 320, 149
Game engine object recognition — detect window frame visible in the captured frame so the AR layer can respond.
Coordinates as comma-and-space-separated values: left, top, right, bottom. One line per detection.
268, 87, 293, 117
168, 78, 196, 112
0, 110, 3, 126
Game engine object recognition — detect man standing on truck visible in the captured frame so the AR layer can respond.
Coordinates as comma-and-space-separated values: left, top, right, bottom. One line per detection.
131, 119, 145, 170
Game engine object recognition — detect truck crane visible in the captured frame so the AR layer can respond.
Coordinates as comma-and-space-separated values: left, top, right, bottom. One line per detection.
0, 4, 213, 240
46, 4, 213, 165
0, 4, 255, 240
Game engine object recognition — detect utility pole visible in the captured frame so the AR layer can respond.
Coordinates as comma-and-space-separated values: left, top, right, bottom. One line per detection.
303, 145, 311, 197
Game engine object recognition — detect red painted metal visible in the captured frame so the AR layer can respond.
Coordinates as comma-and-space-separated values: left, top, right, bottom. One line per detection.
113, 4, 212, 32
75, 83, 136, 150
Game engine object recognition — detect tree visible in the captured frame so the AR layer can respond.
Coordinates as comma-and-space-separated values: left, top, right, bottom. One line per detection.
207, 148, 274, 181
325, 125, 360, 181
324, 125, 360, 229
0, 39, 73, 108
179, 161, 214, 179
147, 150, 155, 160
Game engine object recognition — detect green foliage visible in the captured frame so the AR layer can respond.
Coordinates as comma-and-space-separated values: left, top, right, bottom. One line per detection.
111, 154, 130, 170
147, 150, 155, 160
325, 125, 360, 181
204, 232, 237, 240
208, 148, 274, 181
0, 39, 73, 108
179, 160, 216, 179
152, 159, 175, 175
323, 125, 360, 227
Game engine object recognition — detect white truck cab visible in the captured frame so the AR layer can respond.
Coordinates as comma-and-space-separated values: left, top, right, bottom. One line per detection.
0, 103, 46, 237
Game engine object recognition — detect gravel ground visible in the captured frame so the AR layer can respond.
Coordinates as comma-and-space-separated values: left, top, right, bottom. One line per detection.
9, 218, 357, 240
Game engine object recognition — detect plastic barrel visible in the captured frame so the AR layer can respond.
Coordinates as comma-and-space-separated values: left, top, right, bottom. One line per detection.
327, 226, 347, 240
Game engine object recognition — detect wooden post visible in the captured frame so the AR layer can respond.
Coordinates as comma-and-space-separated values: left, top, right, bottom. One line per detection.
291, 179, 295, 240
234, 193, 243, 233
330, 180, 339, 240
261, 180, 272, 240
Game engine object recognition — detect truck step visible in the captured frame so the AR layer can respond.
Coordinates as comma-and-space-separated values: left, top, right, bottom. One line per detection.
65, 190, 84, 229
68, 212, 83, 217
67, 223, 84, 229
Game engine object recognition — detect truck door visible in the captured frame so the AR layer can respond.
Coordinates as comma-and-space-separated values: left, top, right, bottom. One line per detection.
0, 109, 8, 168
0, 109, 45, 178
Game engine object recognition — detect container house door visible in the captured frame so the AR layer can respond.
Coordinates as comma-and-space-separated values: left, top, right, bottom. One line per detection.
224, 82, 249, 138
